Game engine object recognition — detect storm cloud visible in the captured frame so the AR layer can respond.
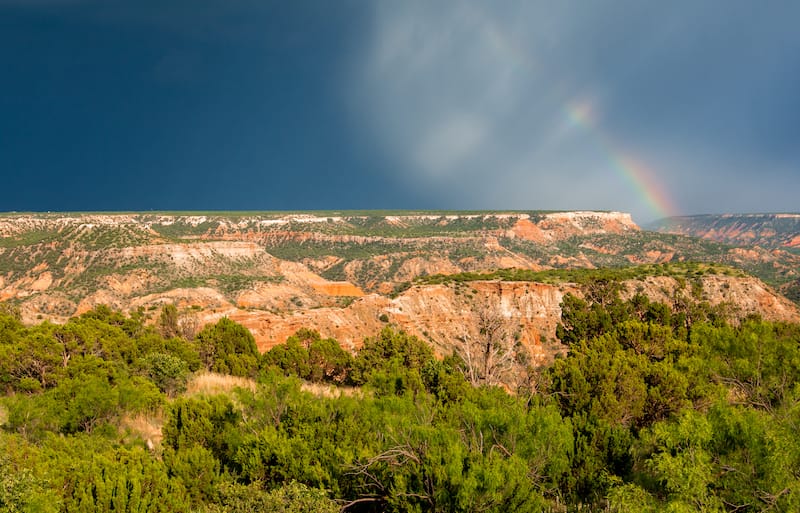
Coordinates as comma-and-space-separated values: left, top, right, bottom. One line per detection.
351, 1, 800, 222
1, 1, 798, 221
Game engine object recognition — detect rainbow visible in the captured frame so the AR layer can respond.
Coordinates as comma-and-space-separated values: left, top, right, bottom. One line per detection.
465, 8, 681, 220
565, 101, 680, 220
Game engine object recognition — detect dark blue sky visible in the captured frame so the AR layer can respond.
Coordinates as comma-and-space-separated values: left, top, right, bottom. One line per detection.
2, 1, 799, 222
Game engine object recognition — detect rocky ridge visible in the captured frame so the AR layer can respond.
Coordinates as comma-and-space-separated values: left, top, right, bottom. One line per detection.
652, 213, 800, 249
1, 211, 798, 364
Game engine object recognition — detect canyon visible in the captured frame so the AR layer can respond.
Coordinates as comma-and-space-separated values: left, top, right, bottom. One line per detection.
1, 211, 798, 365
652, 213, 800, 249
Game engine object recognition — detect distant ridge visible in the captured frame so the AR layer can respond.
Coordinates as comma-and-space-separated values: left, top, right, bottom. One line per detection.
1, 210, 799, 343
650, 213, 800, 250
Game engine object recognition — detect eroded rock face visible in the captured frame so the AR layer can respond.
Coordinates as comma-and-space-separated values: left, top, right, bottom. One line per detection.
1, 212, 798, 361
653, 213, 800, 249
176, 280, 571, 361
619, 275, 800, 322
184, 276, 799, 367
0, 211, 642, 307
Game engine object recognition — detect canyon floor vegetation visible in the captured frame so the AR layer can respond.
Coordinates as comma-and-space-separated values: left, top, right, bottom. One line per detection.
2, 283, 800, 512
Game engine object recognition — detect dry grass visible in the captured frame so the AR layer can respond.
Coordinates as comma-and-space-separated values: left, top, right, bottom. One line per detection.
120, 411, 165, 449
300, 382, 361, 398
116, 373, 257, 450
186, 371, 257, 396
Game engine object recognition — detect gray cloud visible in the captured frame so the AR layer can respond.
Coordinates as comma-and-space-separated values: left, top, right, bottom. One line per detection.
0, 0, 86, 4
0, 1, 278, 42
350, 1, 800, 223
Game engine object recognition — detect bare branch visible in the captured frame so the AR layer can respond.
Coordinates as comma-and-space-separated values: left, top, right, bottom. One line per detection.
454, 298, 521, 387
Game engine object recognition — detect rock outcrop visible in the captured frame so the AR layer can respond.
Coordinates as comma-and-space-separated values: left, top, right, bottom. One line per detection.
1, 211, 798, 364
652, 213, 800, 249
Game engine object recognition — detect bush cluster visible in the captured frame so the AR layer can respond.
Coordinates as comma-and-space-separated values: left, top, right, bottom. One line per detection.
2, 294, 800, 512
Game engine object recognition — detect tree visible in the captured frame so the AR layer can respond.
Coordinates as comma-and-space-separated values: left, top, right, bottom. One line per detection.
163, 395, 241, 470
195, 318, 260, 377
454, 301, 521, 387
308, 333, 352, 383
350, 327, 434, 386
0, 433, 58, 513
262, 332, 312, 379
634, 410, 722, 512
264, 329, 352, 384
556, 293, 614, 346
60, 448, 191, 513
158, 304, 180, 339
163, 445, 221, 507
158, 304, 200, 341
139, 352, 190, 397
207, 481, 339, 513
5, 328, 64, 391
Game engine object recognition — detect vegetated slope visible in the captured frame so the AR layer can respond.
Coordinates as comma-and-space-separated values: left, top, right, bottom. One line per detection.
781, 278, 800, 305
4, 287, 800, 512
651, 213, 800, 249
646, 214, 800, 294
0, 212, 798, 360
0, 210, 638, 322
220, 262, 794, 356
